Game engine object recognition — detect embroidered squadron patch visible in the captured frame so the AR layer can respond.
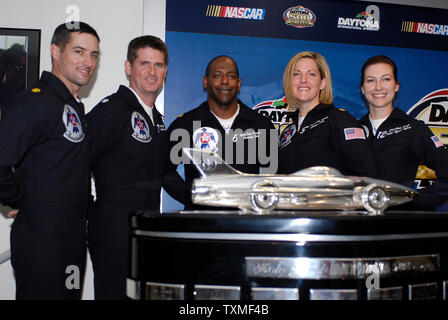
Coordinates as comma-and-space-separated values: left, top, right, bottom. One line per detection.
131, 111, 151, 143
193, 127, 219, 152
279, 123, 296, 149
63, 104, 84, 143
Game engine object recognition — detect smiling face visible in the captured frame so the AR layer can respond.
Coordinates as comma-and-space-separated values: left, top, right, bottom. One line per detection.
203, 56, 241, 110
292, 57, 326, 111
125, 46, 167, 102
51, 32, 99, 97
361, 62, 399, 114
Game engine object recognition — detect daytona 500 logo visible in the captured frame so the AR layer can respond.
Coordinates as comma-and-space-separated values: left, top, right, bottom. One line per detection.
407, 89, 448, 181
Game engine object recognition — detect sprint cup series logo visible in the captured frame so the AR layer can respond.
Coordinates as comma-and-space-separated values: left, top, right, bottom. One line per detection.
407, 89, 448, 184
337, 5, 380, 31
283, 6, 316, 28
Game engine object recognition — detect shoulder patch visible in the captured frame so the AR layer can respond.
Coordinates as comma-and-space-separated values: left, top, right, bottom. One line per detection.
344, 127, 366, 140
431, 135, 444, 148
31, 87, 41, 93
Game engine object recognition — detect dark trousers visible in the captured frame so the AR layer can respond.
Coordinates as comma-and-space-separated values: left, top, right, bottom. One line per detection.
10, 207, 86, 300
87, 201, 131, 300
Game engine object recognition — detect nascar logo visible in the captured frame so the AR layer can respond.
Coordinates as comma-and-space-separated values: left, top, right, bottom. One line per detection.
206, 5, 265, 20
408, 89, 448, 179
283, 6, 316, 28
402, 21, 448, 36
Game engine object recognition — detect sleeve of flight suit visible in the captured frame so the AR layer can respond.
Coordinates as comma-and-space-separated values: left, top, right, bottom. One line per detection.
162, 116, 189, 205
0, 92, 53, 208
410, 120, 448, 208
162, 166, 187, 205
260, 117, 277, 174
87, 98, 126, 169
331, 110, 378, 178
86, 97, 127, 216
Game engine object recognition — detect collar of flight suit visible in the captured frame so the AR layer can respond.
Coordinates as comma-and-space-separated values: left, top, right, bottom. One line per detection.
197, 99, 257, 126
361, 107, 410, 127
117, 85, 163, 125
290, 103, 334, 128
40, 71, 80, 103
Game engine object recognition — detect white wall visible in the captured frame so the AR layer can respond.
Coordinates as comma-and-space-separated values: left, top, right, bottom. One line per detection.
0, 0, 446, 300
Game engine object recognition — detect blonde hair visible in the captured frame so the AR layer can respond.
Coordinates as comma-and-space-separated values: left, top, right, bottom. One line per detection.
283, 51, 333, 110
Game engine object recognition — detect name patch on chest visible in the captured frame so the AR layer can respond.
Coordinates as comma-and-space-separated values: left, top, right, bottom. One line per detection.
232, 130, 260, 143
63, 104, 84, 143
376, 124, 411, 139
131, 111, 151, 143
299, 116, 328, 135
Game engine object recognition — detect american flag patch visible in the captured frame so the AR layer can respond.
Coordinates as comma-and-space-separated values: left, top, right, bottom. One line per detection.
344, 127, 365, 140
431, 135, 444, 148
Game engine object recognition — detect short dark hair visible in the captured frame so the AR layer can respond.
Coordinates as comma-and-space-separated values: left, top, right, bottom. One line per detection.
361, 55, 398, 86
127, 35, 168, 65
205, 55, 239, 77
51, 21, 100, 51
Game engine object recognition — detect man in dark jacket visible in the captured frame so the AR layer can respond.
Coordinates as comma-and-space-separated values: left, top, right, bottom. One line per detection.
0, 22, 100, 299
167, 55, 277, 209
87, 35, 185, 299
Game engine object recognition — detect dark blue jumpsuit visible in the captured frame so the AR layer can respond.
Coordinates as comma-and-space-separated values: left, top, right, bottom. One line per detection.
278, 103, 378, 178
166, 100, 276, 210
87, 85, 185, 299
359, 108, 448, 210
0, 71, 90, 299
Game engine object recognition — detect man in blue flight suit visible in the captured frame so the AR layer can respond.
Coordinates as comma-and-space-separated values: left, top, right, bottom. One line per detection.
0, 22, 100, 299
166, 55, 276, 210
87, 35, 185, 299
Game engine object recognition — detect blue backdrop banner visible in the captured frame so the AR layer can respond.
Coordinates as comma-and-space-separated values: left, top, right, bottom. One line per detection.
162, 0, 448, 211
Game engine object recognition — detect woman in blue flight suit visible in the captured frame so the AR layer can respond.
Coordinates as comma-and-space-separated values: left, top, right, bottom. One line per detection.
278, 51, 378, 178
359, 55, 448, 210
